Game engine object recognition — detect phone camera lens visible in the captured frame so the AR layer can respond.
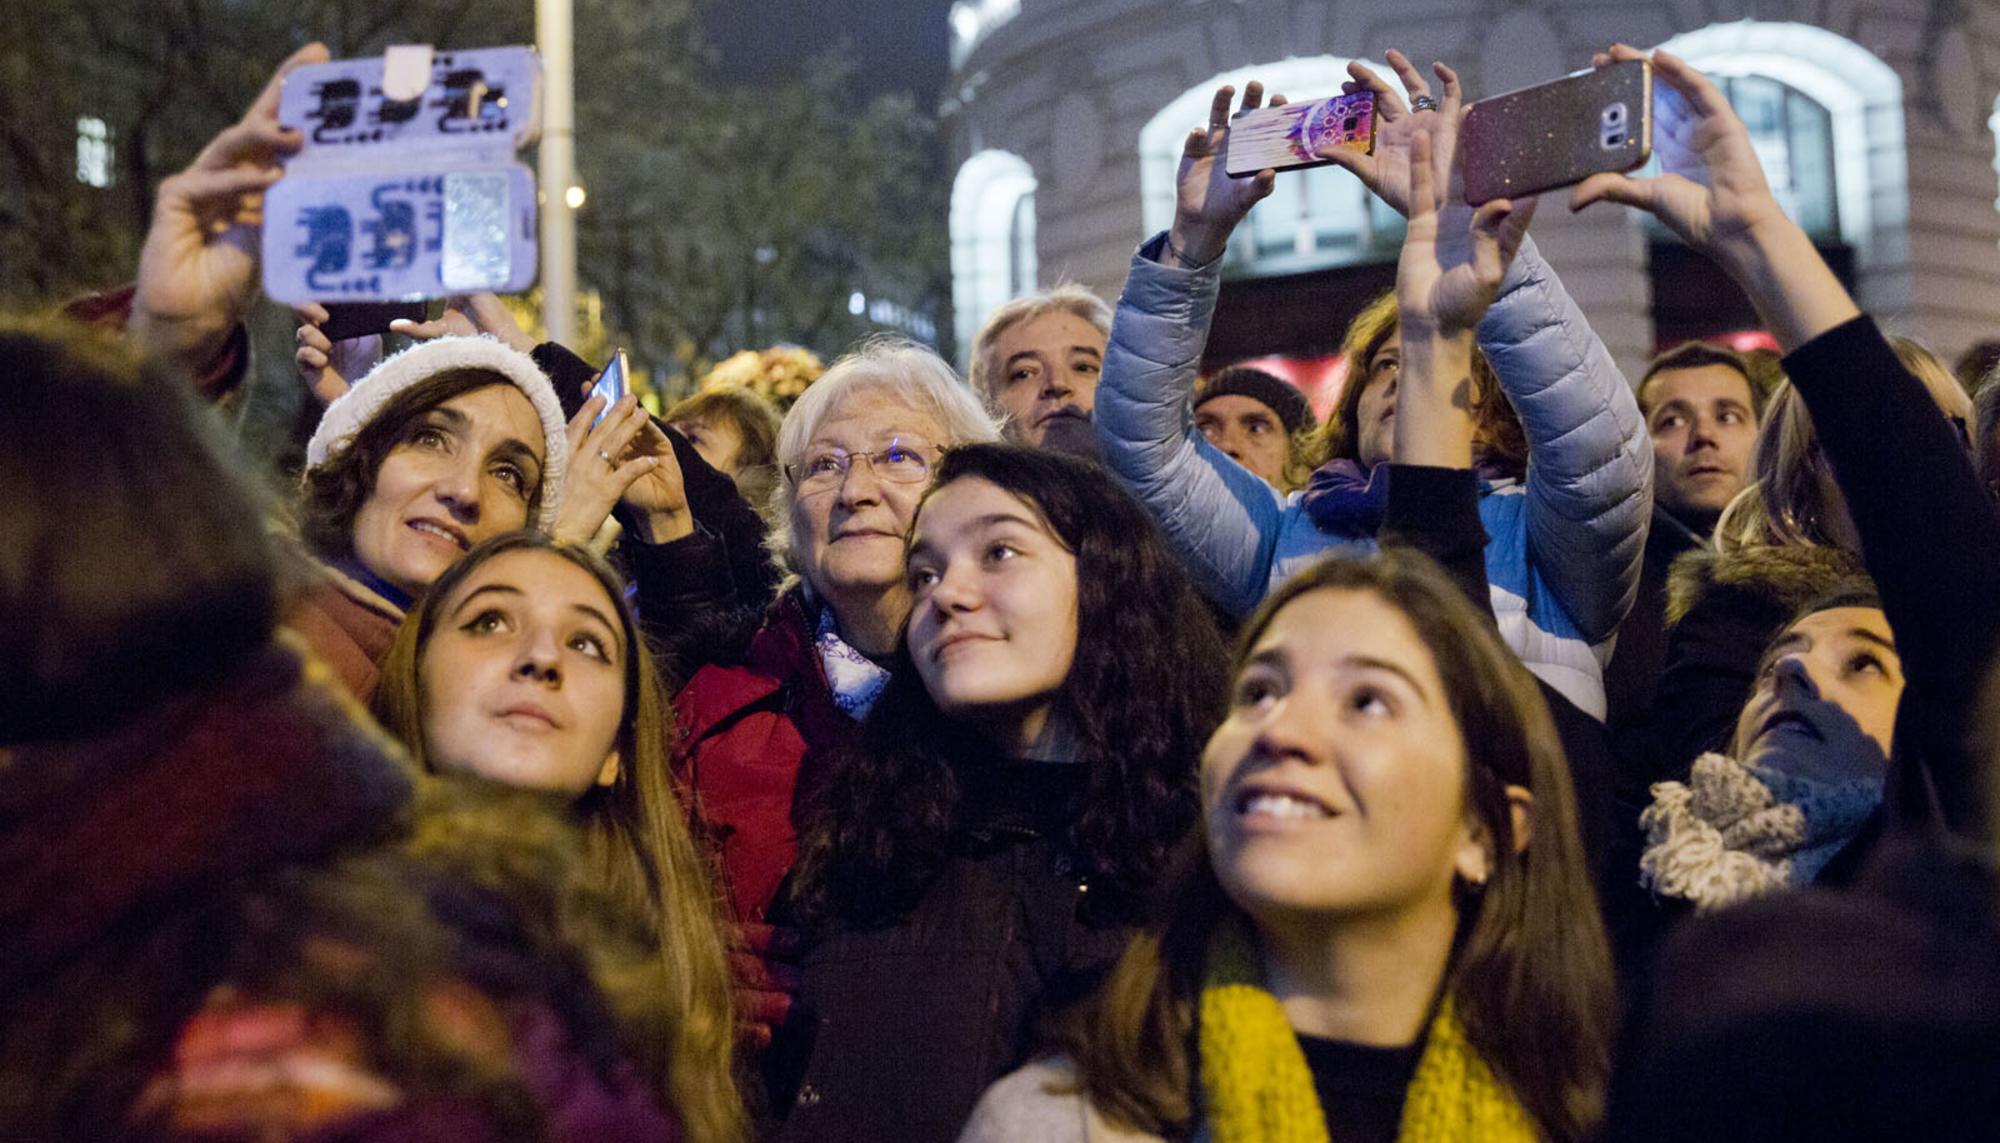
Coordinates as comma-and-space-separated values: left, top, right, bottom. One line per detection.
1602, 103, 1627, 126
1342, 116, 1358, 132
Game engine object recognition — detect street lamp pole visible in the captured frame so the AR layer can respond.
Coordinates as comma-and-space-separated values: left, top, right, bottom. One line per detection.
537, 0, 577, 344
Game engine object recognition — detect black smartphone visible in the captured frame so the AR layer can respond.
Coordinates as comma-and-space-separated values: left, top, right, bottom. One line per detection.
320, 301, 428, 341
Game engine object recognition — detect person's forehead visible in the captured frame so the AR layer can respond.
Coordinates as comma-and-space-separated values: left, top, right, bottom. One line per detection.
992, 309, 1106, 356
811, 387, 946, 446
440, 383, 543, 438
914, 477, 1050, 543
1259, 588, 1435, 674
445, 548, 612, 614
1648, 363, 1753, 409
1787, 606, 1893, 646
1198, 392, 1280, 423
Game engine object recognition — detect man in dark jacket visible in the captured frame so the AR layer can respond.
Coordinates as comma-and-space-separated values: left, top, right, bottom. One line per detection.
1605, 342, 1771, 734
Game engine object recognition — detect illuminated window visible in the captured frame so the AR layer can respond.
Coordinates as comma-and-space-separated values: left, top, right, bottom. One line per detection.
950, 150, 1037, 361
1139, 57, 1403, 280
1719, 76, 1838, 240
76, 117, 113, 188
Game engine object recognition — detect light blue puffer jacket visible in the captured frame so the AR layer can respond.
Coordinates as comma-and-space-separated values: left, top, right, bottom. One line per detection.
1094, 232, 1651, 720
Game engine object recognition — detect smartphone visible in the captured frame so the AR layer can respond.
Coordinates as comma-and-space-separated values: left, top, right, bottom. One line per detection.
1225, 91, 1376, 177
1460, 59, 1651, 205
588, 349, 629, 428
320, 301, 427, 341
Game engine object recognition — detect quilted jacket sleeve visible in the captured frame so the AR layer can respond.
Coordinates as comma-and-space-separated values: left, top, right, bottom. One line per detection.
1092, 233, 1288, 619
1475, 235, 1652, 644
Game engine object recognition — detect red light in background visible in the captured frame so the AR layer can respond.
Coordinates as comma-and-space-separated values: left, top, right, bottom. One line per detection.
1223, 353, 1348, 425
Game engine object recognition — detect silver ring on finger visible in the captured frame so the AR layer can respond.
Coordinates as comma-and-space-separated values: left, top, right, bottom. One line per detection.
1410, 95, 1440, 113
598, 449, 613, 462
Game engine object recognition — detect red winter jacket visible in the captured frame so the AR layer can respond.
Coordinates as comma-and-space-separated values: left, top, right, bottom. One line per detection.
674, 589, 861, 924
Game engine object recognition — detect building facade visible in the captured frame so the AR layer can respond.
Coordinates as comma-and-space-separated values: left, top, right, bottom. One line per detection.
945, 0, 2000, 386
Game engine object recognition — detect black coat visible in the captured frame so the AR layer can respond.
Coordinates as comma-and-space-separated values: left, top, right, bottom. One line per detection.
765, 763, 1137, 1143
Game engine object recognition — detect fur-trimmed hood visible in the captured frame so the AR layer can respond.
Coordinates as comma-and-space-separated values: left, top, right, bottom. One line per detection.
1666, 542, 1874, 630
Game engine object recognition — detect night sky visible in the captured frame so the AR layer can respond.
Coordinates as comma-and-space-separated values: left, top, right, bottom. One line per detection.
703, 0, 958, 103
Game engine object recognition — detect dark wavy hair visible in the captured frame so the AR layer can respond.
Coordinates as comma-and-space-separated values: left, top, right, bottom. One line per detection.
297, 367, 539, 563
788, 443, 1230, 923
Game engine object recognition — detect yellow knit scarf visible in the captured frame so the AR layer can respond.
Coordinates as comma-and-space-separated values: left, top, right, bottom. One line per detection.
1197, 918, 1538, 1143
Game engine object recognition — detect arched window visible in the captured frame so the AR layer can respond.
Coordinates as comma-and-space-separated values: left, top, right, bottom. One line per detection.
1138, 57, 1403, 278
950, 150, 1037, 360
1715, 74, 1838, 241
1654, 22, 1905, 258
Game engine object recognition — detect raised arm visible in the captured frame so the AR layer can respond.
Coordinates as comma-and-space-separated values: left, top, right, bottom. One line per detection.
1474, 236, 1651, 644
128, 43, 328, 381
1092, 84, 1294, 618
1576, 44, 2000, 839
1329, 52, 1650, 646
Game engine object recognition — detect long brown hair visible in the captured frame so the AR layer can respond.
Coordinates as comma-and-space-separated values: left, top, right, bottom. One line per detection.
372, 532, 745, 1143
1058, 551, 1614, 1143
1316, 291, 1526, 476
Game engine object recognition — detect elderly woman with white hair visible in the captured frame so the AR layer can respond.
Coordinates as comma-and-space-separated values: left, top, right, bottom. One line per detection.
672, 337, 1001, 934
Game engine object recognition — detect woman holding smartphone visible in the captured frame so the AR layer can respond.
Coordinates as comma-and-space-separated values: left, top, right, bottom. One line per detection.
1092, 54, 1650, 724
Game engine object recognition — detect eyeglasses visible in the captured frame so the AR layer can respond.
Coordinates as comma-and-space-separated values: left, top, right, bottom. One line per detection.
786, 438, 936, 496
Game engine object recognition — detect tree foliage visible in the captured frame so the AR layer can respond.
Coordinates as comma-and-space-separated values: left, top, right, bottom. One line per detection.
1, 0, 949, 376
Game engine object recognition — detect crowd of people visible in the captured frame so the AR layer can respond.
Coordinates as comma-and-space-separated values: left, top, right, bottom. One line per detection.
6, 34, 2000, 1143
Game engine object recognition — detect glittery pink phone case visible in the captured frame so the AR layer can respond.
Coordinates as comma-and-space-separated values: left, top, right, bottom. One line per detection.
1460, 60, 1651, 205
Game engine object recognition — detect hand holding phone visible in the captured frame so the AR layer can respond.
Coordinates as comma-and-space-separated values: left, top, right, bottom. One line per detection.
294, 301, 389, 407
1166, 82, 1286, 268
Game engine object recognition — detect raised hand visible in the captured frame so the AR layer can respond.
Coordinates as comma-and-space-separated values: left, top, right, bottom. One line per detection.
129, 43, 330, 372
1570, 45, 1856, 350
1166, 83, 1286, 267
388, 293, 537, 352
1396, 130, 1536, 338
562, 378, 694, 545
553, 390, 665, 546
1318, 48, 1463, 217
1569, 46, 1787, 265
292, 303, 382, 407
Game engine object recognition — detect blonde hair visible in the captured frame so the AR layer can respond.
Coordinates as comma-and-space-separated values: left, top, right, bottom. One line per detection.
1716, 340, 1972, 554
967, 283, 1114, 405
769, 336, 1001, 572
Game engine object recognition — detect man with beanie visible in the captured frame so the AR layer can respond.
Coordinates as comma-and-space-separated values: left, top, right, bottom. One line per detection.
1193, 366, 1317, 494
